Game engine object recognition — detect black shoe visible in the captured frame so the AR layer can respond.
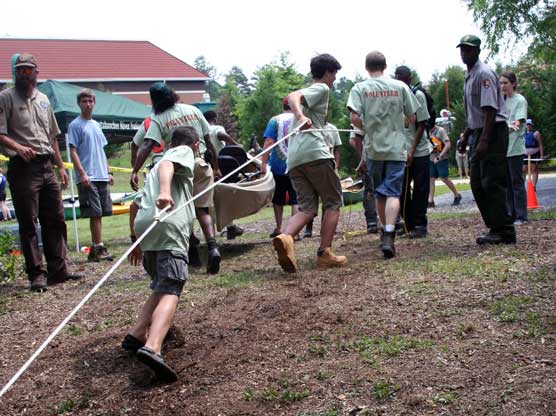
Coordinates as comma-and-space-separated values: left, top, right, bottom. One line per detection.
226, 224, 244, 240
122, 334, 145, 352
188, 244, 202, 268
269, 228, 281, 238
47, 273, 83, 285
30, 275, 48, 292
304, 227, 313, 239
136, 346, 178, 382
408, 228, 427, 239
207, 247, 221, 274
428, 201, 435, 208
452, 194, 462, 206
476, 231, 516, 245
367, 223, 378, 234
382, 231, 396, 259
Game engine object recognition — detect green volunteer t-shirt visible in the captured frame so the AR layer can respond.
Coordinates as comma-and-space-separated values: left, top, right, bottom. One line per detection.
505, 93, 527, 157
287, 83, 333, 170
209, 124, 226, 155
145, 103, 210, 155
347, 76, 419, 161
134, 146, 196, 253
406, 89, 431, 157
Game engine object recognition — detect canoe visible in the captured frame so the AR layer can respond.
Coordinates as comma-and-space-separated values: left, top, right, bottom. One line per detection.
341, 178, 365, 206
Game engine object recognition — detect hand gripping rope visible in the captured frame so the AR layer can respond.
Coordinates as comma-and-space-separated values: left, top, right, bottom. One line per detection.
0, 121, 363, 398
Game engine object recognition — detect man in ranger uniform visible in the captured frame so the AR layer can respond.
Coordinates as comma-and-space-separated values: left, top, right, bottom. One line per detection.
348, 51, 420, 258
457, 35, 515, 244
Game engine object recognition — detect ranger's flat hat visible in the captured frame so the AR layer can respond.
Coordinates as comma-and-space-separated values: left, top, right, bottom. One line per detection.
457, 35, 481, 48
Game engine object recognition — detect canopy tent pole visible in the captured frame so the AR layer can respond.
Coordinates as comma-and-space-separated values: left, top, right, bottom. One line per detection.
65, 134, 80, 252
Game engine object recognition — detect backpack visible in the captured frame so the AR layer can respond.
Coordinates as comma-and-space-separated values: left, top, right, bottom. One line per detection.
411, 85, 437, 134
430, 132, 445, 153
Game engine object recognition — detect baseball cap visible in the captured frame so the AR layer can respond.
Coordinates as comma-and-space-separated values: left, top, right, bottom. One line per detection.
526, 119, 533, 125
14, 53, 37, 68
394, 65, 411, 78
456, 35, 481, 48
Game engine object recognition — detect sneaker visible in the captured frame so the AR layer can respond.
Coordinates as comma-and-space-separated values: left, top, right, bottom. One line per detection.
30, 274, 47, 292
382, 231, 396, 259
272, 234, 298, 273
304, 227, 313, 239
316, 248, 347, 269
408, 227, 427, 239
88, 244, 114, 262
136, 346, 178, 382
207, 246, 221, 275
513, 219, 528, 226
427, 201, 435, 208
226, 224, 244, 240
269, 228, 281, 238
367, 223, 378, 234
452, 194, 462, 206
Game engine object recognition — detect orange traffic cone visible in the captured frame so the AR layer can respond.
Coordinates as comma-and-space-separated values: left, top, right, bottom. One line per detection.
526, 179, 540, 209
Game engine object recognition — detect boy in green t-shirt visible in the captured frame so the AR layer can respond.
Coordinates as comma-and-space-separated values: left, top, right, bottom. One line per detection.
272, 53, 347, 273
122, 126, 197, 382
347, 51, 420, 258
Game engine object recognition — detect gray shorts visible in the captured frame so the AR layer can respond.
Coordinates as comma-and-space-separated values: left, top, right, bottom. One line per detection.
288, 159, 342, 215
143, 251, 188, 296
77, 181, 112, 218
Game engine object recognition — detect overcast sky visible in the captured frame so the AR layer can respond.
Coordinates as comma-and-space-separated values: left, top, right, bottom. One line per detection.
3, 0, 511, 84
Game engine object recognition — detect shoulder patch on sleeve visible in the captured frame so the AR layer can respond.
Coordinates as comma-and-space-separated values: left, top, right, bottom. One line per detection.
482, 79, 491, 89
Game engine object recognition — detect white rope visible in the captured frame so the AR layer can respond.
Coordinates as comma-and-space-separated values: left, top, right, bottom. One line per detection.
0, 122, 324, 398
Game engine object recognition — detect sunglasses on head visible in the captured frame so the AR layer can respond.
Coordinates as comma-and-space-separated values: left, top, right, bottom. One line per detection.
16, 67, 35, 75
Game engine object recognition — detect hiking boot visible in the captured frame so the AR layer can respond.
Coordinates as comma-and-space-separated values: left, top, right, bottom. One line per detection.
381, 231, 396, 259
30, 274, 47, 292
316, 248, 347, 269
226, 224, 244, 240
476, 230, 516, 245
408, 227, 427, 239
272, 234, 298, 273
47, 272, 83, 285
207, 246, 221, 275
304, 226, 313, 239
367, 223, 378, 234
88, 244, 114, 262
452, 194, 462, 206
269, 228, 281, 238
188, 244, 202, 268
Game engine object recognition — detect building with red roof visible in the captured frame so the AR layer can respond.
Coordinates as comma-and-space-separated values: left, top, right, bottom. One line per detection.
0, 38, 210, 105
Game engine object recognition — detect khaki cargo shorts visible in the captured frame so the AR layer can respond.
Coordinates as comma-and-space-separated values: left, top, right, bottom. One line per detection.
288, 159, 342, 215
193, 157, 214, 208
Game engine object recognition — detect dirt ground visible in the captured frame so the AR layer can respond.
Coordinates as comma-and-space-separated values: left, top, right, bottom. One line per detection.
0, 210, 555, 416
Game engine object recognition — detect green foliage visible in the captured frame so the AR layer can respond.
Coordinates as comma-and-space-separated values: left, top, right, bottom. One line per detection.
0, 232, 21, 284
103, 142, 125, 159
433, 391, 459, 405
464, 0, 556, 61
193, 55, 222, 101
490, 295, 532, 322
514, 63, 556, 158
373, 380, 400, 401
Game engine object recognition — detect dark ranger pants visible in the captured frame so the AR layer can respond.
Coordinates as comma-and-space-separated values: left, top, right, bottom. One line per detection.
506, 154, 527, 222
470, 123, 514, 232
400, 154, 430, 231
363, 165, 377, 226
7, 156, 68, 280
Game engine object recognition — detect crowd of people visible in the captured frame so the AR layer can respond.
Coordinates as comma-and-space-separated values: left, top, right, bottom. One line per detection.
0, 33, 548, 380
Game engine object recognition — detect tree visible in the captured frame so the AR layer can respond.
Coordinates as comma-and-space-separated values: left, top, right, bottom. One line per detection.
226, 66, 252, 96
193, 55, 221, 101
464, 0, 556, 61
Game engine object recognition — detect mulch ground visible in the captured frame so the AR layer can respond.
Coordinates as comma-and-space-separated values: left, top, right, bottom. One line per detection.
0, 211, 555, 416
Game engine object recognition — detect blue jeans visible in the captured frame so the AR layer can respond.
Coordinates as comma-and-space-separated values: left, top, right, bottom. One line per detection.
366, 159, 406, 199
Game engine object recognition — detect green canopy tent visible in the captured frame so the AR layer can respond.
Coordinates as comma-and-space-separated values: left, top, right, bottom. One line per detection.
36, 80, 151, 251
38, 80, 151, 140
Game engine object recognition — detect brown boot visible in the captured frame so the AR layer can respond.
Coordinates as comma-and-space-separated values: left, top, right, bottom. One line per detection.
381, 231, 396, 259
272, 234, 297, 273
316, 248, 347, 269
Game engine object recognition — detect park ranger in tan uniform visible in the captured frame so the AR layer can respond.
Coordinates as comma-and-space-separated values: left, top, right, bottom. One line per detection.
0, 53, 81, 292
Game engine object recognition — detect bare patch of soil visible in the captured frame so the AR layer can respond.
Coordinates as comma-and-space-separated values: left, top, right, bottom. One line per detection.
1, 211, 555, 415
